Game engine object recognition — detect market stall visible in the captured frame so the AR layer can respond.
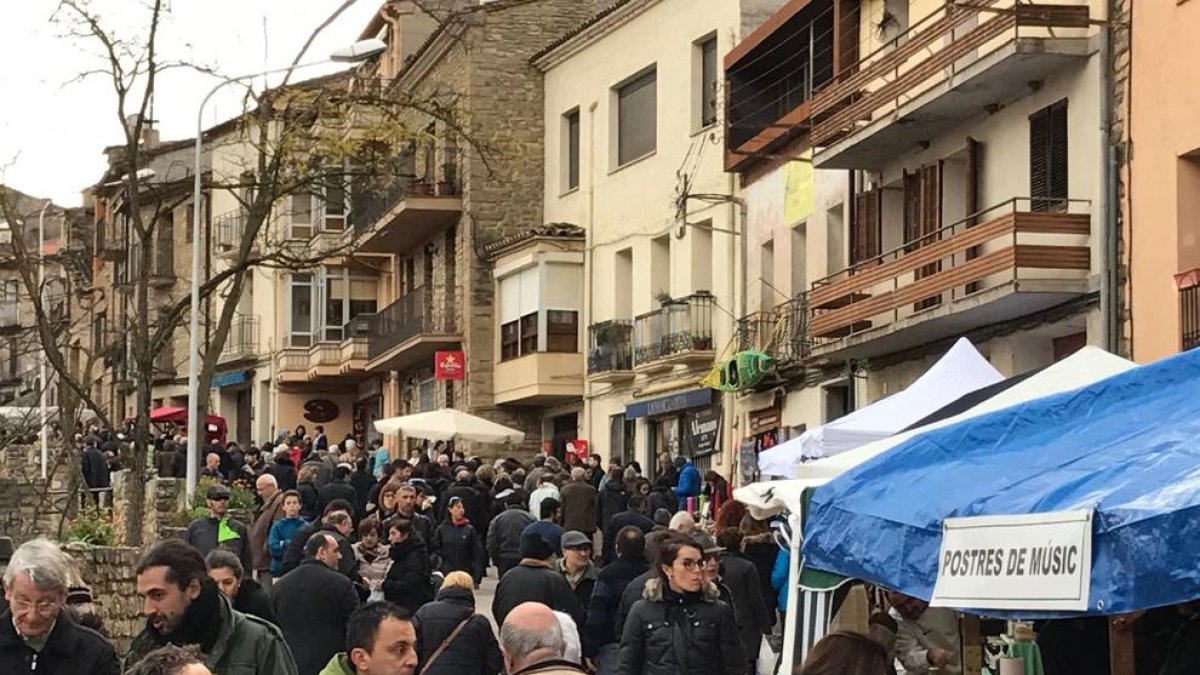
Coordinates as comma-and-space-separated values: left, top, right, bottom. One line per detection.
757, 338, 1002, 476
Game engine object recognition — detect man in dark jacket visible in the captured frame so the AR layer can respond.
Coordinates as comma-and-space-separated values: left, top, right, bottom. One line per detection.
584, 526, 648, 674
127, 539, 296, 674
0, 538, 120, 675
318, 465, 359, 517
80, 441, 111, 506
601, 495, 654, 566
560, 468, 598, 539
444, 469, 486, 526
395, 484, 434, 544
412, 581, 504, 675
488, 496, 534, 577
271, 532, 360, 675
715, 529, 773, 668
280, 502, 359, 585
182, 483, 253, 574
268, 449, 298, 491
493, 532, 583, 628
596, 468, 628, 539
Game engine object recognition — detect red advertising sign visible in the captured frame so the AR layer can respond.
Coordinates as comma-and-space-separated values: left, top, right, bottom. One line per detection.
567, 439, 589, 460
434, 350, 466, 380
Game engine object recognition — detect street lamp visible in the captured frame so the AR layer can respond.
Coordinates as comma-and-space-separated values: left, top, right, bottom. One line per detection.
37, 202, 49, 480
185, 38, 386, 498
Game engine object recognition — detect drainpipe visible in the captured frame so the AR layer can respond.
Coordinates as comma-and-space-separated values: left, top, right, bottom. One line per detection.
585, 100, 598, 454
1100, 10, 1119, 353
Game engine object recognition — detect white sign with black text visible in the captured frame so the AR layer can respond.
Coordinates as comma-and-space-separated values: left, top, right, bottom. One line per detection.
931, 510, 1093, 612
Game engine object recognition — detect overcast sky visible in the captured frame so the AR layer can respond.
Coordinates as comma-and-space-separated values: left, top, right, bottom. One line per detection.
0, 0, 383, 207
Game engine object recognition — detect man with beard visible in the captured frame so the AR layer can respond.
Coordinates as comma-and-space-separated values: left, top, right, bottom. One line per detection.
0, 538, 120, 675
394, 484, 433, 544
126, 539, 296, 674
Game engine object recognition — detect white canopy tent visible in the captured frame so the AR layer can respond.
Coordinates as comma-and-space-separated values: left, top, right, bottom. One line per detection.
757, 338, 1003, 475
737, 346, 1136, 519
373, 408, 526, 443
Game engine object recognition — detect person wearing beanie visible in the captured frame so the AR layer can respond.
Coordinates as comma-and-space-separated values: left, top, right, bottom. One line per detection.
491, 532, 583, 628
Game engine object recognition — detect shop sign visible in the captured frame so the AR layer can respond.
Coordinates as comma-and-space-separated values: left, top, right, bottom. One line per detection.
434, 351, 466, 380
626, 388, 712, 419
749, 406, 781, 435
212, 370, 250, 389
686, 407, 721, 458
931, 510, 1092, 612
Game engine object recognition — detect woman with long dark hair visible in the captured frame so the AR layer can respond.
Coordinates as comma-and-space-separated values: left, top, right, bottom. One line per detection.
617, 531, 745, 675
798, 631, 889, 675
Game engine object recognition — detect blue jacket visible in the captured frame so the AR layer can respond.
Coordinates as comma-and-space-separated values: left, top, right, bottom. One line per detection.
770, 547, 790, 613
268, 516, 308, 575
673, 461, 701, 498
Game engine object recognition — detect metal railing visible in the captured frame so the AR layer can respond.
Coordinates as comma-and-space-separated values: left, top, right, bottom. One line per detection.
588, 320, 633, 374
367, 286, 454, 360
350, 167, 462, 235
737, 296, 810, 365
221, 314, 260, 359
1182, 286, 1200, 352
633, 292, 716, 366
214, 209, 248, 251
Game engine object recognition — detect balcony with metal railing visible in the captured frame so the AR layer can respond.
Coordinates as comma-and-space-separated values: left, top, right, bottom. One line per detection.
808, 198, 1091, 360
810, 1, 1093, 169
339, 313, 372, 373
352, 166, 462, 255
588, 320, 635, 383
213, 209, 248, 255
633, 293, 716, 370
736, 296, 810, 371
366, 286, 459, 371
220, 314, 260, 363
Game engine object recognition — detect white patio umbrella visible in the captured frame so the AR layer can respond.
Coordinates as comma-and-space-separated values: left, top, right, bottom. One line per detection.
373, 408, 525, 443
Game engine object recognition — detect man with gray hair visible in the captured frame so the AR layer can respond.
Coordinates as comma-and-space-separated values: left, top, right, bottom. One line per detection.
0, 537, 120, 674
499, 602, 585, 675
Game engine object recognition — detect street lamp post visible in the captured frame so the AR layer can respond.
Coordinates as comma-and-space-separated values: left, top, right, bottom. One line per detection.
185, 39, 385, 498
37, 203, 49, 480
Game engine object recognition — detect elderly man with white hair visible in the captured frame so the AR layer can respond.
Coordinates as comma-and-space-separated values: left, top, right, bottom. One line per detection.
249, 473, 286, 586
499, 602, 586, 675
0, 537, 121, 674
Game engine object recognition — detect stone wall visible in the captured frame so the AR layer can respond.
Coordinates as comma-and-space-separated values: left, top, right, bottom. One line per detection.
0, 444, 76, 544
111, 470, 187, 546
63, 543, 143, 654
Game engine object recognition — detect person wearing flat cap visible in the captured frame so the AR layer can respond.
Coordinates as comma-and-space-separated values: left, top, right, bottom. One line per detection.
493, 532, 583, 628
558, 531, 598, 621
182, 484, 253, 574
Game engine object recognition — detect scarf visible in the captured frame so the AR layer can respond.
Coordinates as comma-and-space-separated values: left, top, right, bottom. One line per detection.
452, 516, 470, 527
145, 579, 224, 653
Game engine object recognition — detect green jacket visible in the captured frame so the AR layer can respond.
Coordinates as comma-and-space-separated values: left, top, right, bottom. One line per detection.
125, 597, 298, 675
318, 654, 355, 675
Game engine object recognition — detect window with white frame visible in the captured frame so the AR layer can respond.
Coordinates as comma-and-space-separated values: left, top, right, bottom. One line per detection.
696, 35, 718, 129
615, 67, 657, 167
288, 163, 350, 239
288, 273, 314, 347
289, 268, 378, 345
498, 262, 582, 361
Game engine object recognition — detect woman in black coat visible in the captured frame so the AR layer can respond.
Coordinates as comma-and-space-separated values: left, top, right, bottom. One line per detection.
411, 571, 504, 675
297, 465, 321, 521
715, 529, 773, 667
617, 531, 746, 675
430, 497, 484, 585
383, 517, 434, 613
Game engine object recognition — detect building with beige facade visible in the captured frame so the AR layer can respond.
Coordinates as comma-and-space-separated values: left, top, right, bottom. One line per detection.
535, 0, 788, 474
1126, 0, 1200, 363
725, 0, 1119, 478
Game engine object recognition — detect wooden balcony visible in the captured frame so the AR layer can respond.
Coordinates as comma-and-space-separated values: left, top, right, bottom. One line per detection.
810, 2, 1091, 169
808, 199, 1091, 360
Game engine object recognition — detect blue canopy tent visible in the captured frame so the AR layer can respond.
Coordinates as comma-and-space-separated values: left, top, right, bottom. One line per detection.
802, 346, 1200, 617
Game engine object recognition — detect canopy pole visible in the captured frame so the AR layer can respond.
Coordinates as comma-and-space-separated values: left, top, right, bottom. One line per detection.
1108, 616, 1134, 675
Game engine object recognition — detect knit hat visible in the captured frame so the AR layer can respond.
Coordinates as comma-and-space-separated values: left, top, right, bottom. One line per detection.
519, 531, 555, 560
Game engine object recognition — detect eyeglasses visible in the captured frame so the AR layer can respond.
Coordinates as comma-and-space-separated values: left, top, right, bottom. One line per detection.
677, 558, 704, 571
10, 598, 61, 616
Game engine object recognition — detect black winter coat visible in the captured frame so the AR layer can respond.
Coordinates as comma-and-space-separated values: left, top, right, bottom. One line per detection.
81, 447, 111, 490
318, 480, 358, 517
431, 520, 483, 583
444, 481, 487, 528
617, 578, 746, 675
0, 609, 119, 675
602, 509, 654, 566
486, 505, 535, 562
719, 552, 772, 662
268, 457, 298, 492
493, 560, 584, 628
297, 481, 320, 521
412, 587, 504, 675
233, 577, 277, 625
271, 559, 360, 675
584, 555, 650, 655
280, 522, 359, 583
597, 480, 629, 534
384, 536, 434, 613
561, 480, 598, 534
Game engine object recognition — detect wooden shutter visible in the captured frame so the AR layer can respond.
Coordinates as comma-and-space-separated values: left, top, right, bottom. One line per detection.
912, 163, 943, 310
1031, 100, 1068, 212
851, 188, 882, 265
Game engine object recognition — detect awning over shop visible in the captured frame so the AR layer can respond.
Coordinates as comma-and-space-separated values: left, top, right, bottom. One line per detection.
802, 347, 1200, 617
757, 338, 1002, 475
625, 387, 712, 419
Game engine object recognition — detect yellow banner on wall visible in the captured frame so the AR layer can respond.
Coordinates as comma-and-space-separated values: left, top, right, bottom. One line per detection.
783, 150, 814, 224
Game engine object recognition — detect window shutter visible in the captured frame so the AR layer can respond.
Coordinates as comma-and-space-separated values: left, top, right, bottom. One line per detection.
1049, 101, 1069, 210
852, 188, 881, 264
903, 170, 920, 246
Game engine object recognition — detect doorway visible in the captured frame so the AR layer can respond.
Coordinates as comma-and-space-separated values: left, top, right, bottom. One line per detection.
550, 413, 578, 462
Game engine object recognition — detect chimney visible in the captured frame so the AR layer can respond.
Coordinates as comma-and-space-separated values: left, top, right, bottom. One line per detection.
123, 114, 160, 149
